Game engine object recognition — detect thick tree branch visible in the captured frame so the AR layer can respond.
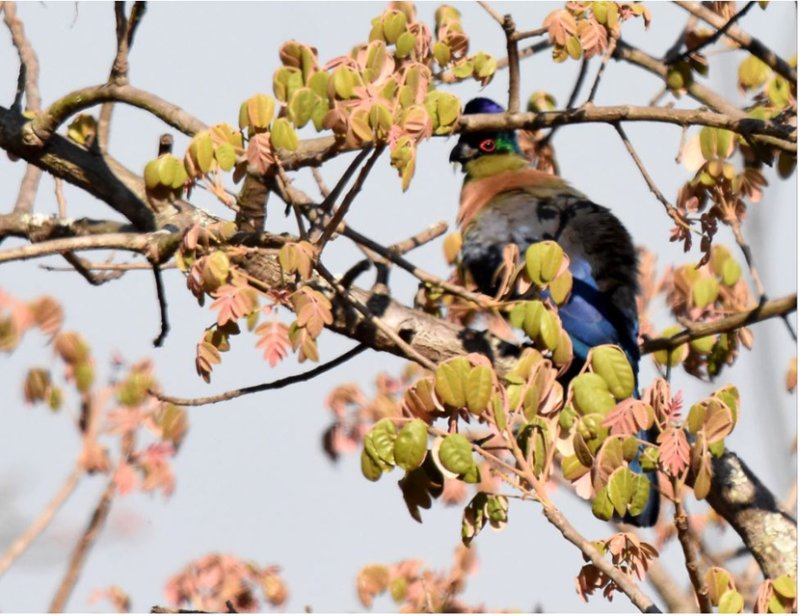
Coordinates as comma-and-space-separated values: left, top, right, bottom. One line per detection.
707, 451, 797, 579
24, 83, 206, 146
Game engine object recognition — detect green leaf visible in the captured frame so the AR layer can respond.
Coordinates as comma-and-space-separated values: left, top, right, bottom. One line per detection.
591, 485, 614, 521
492, 394, 507, 432
738, 55, 770, 91
434, 357, 470, 408
720, 258, 742, 287
191, 133, 215, 174
465, 365, 493, 415
572, 373, 616, 415
561, 454, 589, 481
538, 308, 560, 351
395, 31, 416, 58
590, 345, 635, 400
718, 589, 744, 613
270, 118, 299, 151
653, 324, 689, 367
432, 41, 451, 66
773, 575, 797, 599
332, 66, 358, 99
627, 472, 652, 516
215, 142, 237, 171
394, 419, 428, 471
692, 276, 720, 308
438, 433, 474, 475
361, 447, 385, 481
366, 418, 397, 465
690, 334, 717, 354
273, 67, 303, 103
382, 10, 407, 44
525, 240, 563, 286
522, 301, 543, 339
288, 88, 317, 128
549, 269, 572, 304
607, 467, 636, 517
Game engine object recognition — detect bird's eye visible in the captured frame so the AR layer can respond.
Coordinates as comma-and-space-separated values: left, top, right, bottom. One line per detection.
479, 139, 496, 153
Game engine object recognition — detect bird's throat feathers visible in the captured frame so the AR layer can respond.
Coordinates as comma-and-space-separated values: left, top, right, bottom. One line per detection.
457, 167, 572, 229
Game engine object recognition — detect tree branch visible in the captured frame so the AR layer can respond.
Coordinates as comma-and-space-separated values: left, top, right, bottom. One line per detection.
706, 451, 797, 579
156, 344, 367, 406
0, 464, 82, 578
668, 1, 756, 64
640, 293, 797, 354
673, 1, 796, 84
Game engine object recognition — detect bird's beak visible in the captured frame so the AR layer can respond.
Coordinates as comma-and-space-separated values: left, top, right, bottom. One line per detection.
449, 141, 477, 166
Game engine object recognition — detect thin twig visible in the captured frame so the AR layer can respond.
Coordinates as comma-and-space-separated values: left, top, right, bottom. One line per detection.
497, 39, 552, 69
54, 177, 67, 218
310, 166, 331, 198
613, 122, 689, 229
62, 252, 124, 285
674, 1, 796, 84
48, 452, 127, 612
3, 0, 41, 110
585, 37, 618, 105
276, 166, 309, 241
99, 2, 146, 153
511, 26, 548, 42
0, 465, 83, 578
669, 1, 756, 64
539, 58, 589, 149
41, 260, 176, 273
316, 146, 384, 251
151, 261, 169, 347
640, 293, 797, 354
12, 165, 42, 214
672, 487, 713, 612
156, 344, 367, 406
502, 14, 521, 113
477, 0, 504, 26
542, 507, 662, 612
729, 223, 797, 342
315, 262, 437, 371
342, 225, 491, 307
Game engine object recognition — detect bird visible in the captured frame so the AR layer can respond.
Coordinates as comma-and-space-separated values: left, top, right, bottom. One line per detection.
449, 97, 659, 527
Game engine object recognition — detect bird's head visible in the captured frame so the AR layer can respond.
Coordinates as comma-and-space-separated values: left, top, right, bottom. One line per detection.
449, 97, 527, 180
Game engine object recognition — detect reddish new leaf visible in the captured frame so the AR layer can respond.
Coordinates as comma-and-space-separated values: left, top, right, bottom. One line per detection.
255, 320, 291, 368
658, 427, 690, 476
246, 132, 276, 175
210, 284, 258, 326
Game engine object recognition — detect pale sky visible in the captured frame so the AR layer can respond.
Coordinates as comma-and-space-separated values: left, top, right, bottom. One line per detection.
0, 2, 796, 613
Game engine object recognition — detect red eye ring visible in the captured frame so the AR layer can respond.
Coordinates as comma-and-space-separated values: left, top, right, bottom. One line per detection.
479, 138, 496, 153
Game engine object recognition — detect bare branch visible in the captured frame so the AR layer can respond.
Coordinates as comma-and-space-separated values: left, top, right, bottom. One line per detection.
3, 1, 41, 111
156, 344, 367, 407
613, 122, 688, 228
502, 14, 521, 113
674, 1, 796, 84
672, 484, 713, 612
542, 507, 662, 612
668, 1, 756, 64
706, 451, 797, 579
477, 0, 504, 26
12, 165, 42, 214
316, 146, 384, 251
315, 261, 437, 371
640, 293, 797, 354
23, 83, 207, 147
585, 37, 618, 105
151, 261, 170, 347
0, 230, 181, 265
48, 458, 123, 611
0, 465, 82, 578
